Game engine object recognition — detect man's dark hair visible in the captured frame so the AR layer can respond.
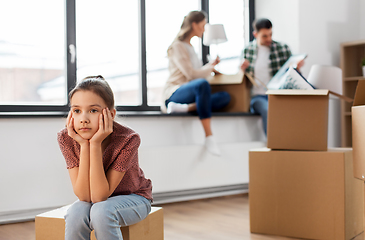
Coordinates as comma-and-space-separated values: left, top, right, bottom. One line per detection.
253, 18, 272, 32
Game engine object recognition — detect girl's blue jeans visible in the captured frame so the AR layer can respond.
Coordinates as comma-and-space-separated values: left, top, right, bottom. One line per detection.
165, 78, 231, 119
65, 194, 151, 240
250, 95, 268, 135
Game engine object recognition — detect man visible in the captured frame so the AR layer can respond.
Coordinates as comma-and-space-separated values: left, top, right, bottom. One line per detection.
240, 18, 304, 136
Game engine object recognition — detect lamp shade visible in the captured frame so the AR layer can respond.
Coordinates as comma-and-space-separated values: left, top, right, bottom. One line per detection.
307, 65, 342, 94
203, 24, 228, 46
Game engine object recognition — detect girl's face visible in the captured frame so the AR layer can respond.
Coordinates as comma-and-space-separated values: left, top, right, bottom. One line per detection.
70, 90, 114, 140
192, 19, 207, 38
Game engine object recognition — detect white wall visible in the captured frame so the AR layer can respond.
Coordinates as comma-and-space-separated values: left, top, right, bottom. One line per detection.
256, 0, 365, 77
255, 0, 300, 54
361, 0, 365, 39
0, 115, 265, 223
0, 118, 74, 214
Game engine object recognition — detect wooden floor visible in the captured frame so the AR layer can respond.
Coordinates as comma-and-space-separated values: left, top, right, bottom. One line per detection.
0, 194, 363, 240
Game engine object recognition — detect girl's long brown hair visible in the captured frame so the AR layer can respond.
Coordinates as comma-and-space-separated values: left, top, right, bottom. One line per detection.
69, 75, 115, 110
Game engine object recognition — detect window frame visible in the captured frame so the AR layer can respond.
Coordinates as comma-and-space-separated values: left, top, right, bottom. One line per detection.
0, 0, 254, 116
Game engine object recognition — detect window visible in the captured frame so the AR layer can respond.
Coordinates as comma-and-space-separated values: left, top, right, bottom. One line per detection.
145, 0, 200, 106
208, 0, 245, 75
76, 0, 140, 106
0, 0, 65, 106
0, 0, 253, 115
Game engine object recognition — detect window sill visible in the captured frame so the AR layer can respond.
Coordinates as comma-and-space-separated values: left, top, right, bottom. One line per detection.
0, 111, 258, 118
118, 111, 258, 117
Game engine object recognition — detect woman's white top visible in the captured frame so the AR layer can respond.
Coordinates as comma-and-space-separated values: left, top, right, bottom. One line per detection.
182, 42, 203, 69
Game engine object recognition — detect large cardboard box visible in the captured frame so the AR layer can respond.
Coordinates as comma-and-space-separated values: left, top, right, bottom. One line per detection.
352, 80, 365, 181
267, 89, 330, 151
35, 205, 164, 240
208, 72, 251, 112
249, 148, 364, 240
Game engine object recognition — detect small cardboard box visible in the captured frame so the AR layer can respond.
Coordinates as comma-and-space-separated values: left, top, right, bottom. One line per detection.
208, 72, 251, 112
35, 205, 164, 240
249, 148, 364, 240
352, 80, 365, 181
267, 89, 330, 151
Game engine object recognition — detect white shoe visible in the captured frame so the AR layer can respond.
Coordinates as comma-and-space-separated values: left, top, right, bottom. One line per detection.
167, 102, 188, 114
205, 135, 221, 156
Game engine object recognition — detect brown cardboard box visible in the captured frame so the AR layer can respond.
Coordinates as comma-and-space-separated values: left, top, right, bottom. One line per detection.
208, 72, 251, 112
249, 148, 364, 240
352, 80, 365, 181
35, 205, 164, 240
267, 89, 330, 151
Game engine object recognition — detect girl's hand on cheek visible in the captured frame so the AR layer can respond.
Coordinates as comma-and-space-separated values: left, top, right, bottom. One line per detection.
90, 108, 113, 145
66, 111, 88, 145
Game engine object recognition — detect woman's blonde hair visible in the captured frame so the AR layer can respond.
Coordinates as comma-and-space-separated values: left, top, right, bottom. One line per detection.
167, 10, 207, 56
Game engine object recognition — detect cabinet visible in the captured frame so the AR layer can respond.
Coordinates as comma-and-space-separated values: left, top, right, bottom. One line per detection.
341, 40, 365, 147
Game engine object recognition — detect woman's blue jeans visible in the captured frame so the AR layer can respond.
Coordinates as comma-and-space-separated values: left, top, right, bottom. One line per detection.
166, 78, 231, 119
250, 95, 268, 135
65, 194, 151, 240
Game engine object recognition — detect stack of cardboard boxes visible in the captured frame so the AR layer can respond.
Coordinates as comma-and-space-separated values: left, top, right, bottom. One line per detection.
352, 80, 365, 239
352, 80, 365, 181
249, 89, 364, 240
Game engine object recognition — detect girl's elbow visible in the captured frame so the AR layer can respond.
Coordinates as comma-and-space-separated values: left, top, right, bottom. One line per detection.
76, 193, 91, 202
91, 196, 108, 203
90, 198, 103, 203
74, 190, 91, 202
78, 197, 91, 203
91, 193, 109, 203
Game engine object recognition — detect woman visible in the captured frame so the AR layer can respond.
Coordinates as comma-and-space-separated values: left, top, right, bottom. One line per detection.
162, 10, 231, 156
